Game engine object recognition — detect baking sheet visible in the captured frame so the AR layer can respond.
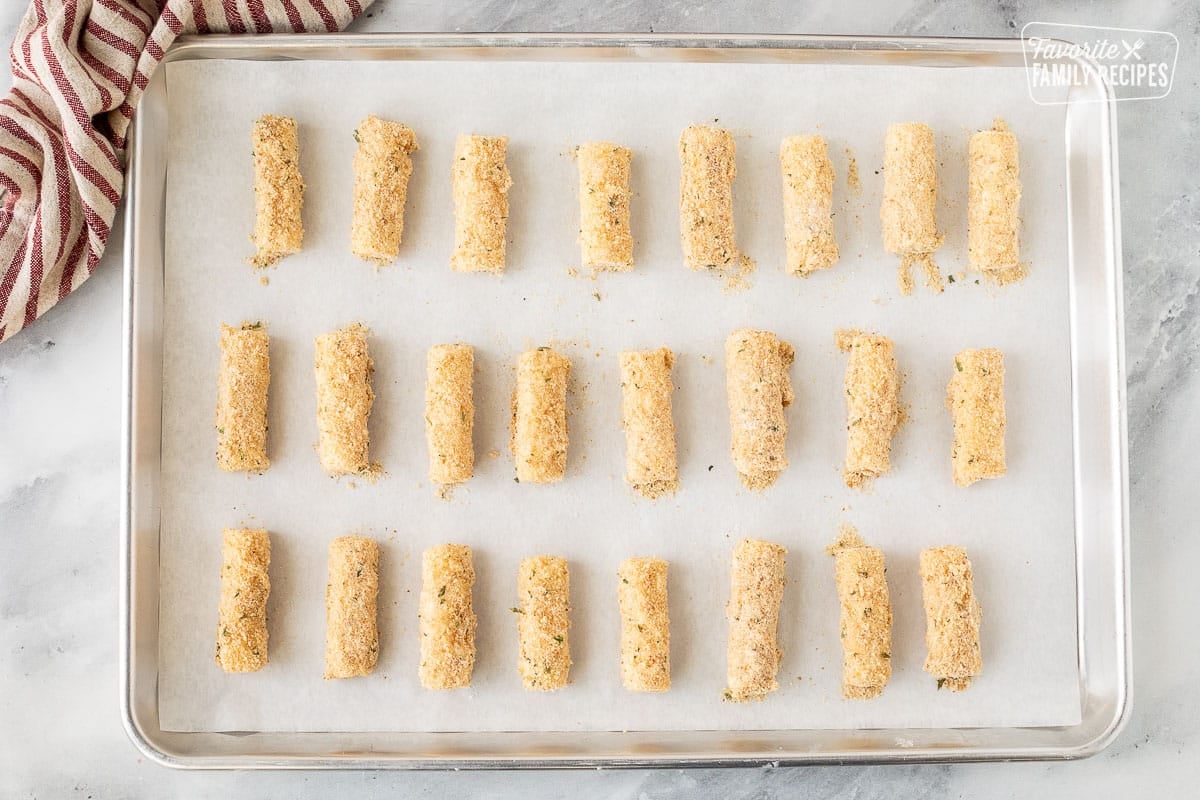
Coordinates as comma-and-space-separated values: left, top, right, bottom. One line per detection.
157, 57, 1078, 733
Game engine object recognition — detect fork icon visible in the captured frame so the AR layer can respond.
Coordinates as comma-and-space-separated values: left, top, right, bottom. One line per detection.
1121, 38, 1145, 60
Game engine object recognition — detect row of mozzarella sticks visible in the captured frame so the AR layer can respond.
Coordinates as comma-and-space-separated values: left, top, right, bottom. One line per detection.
217, 325, 1007, 492
248, 114, 1024, 295
215, 528, 982, 700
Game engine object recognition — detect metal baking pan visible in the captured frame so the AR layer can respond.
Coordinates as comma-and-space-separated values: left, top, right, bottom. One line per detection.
120, 33, 1128, 768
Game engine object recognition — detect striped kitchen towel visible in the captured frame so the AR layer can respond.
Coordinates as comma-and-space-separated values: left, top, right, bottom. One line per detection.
0, 0, 370, 344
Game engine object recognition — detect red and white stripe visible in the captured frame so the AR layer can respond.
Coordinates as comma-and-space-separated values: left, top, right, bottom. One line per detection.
0, 0, 368, 343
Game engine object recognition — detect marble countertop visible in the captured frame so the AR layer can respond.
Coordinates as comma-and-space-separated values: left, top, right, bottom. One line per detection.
2, 0, 1195, 796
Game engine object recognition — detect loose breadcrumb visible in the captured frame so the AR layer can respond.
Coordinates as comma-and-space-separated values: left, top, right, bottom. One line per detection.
512, 347, 570, 484
314, 324, 378, 478
216, 323, 270, 472
324, 536, 380, 679
725, 538, 787, 702
577, 142, 633, 271
620, 348, 679, 499
881, 122, 943, 295
518, 556, 571, 691
946, 348, 1006, 486
827, 526, 892, 699
780, 135, 838, 275
845, 147, 862, 196
725, 329, 795, 490
993, 261, 1029, 285
214, 528, 270, 673
897, 260, 916, 295
249, 114, 303, 268
451, 134, 511, 273
920, 546, 983, 691
618, 557, 671, 692
351, 115, 418, 264
836, 329, 901, 489
425, 344, 475, 487
968, 118, 1022, 283
418, 544, 477, 689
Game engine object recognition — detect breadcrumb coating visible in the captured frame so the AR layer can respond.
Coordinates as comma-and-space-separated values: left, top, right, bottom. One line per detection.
725, 538, 787, 702
517, 556, 571, 691
578, 142, 633, 271
827, 527, 892, 699
250, 114, 303, 267
512, 347, 570, 484
418, 544, 477, 689
216, 323, 270, 473
214, 528, 270, 673
620, 348, 679, 499
618, 557, 671, 692
780, 134, 838, 275
679, 126, 753, 287
451, 134, 511, 273
881, 122, 943, 295
679, 125, 736, 269
425, 344, 475, 487
314, 324, 378, 478
351, 115, 418, 264
725, 329, 795, 490
324, 536, 380, 679
946, 348, 1006, 486
920, 546, 983, 691
968, 118, 1023, 281
836, 329, 901, 489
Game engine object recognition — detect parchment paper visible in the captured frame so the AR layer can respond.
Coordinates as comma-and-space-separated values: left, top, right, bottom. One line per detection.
157, 56, 1079, 732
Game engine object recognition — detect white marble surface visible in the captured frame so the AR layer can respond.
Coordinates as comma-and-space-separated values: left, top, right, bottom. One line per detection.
1, 0, 1195, 796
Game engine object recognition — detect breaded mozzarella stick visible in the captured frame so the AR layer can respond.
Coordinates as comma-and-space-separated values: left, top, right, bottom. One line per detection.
836, 329, 901, 489
216, 323, 270, 472
517, 556, 571, 691
679, 125, 738, 271
618, 557, 670, 692
214, 528, 271, 673
725, 538, 787, 702
726, 329, 795, 490
620, 348, 679, 499
426, 344, 475, 487
314, 324, 377, 477
827, 528, 892, 699
324, 536, 380, 679
946, 348, 1006, 486
512, 347, 570, 484
451, 134, 511, 273
577, 142, 633, 271
418, 544, 477, 689
920, 546, 983, 692
250, 114, 304, 267
968, 119, 1022, 279
351, 115, 418, 264
881, 122, 944, 294
780, 134, 838, 275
